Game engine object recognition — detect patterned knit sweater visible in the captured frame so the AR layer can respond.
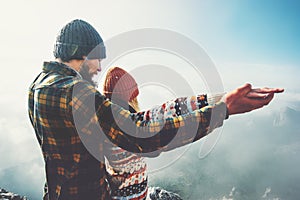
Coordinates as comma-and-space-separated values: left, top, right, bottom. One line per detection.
105, 95, 210, 199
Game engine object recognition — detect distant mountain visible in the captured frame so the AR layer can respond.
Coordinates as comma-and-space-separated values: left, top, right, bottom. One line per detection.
0, 188, 27, 200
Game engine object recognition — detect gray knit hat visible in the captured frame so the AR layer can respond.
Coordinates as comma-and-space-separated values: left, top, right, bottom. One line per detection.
54, 19, 106, 62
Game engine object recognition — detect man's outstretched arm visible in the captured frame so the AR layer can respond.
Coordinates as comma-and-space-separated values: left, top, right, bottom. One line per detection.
71, 82, 283, 155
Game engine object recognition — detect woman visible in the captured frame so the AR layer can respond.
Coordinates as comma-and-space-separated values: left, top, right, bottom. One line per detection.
103, 67, 211, 199
103, 67, 148, 200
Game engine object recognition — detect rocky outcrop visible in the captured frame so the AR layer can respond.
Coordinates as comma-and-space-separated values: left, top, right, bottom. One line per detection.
0, 188, 27, 200
0, 186, 182, 200
147, 187, 183, 200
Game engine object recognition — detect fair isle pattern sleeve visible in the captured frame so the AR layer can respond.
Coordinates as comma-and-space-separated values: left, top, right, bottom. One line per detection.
135, 95, 209, 122
71, 82, 228, 154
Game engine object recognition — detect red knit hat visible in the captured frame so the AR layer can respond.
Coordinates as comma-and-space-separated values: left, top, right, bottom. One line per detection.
103, 67, 139, 101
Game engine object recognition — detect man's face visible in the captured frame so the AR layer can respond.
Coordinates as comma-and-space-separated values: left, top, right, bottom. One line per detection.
85, 58, 102, 75
79, 58, 102, 86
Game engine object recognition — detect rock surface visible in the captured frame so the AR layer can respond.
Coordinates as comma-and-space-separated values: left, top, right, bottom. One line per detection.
0, 188, 27, 200
0, 186, 182, 200
147, 187, 183, 200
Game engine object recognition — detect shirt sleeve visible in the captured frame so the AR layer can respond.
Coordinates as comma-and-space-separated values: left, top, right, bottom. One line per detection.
70, 81, 228, 156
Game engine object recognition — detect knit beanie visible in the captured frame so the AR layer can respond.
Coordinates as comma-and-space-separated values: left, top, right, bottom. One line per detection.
103, 67, 139, 102
53, 19, 106, 62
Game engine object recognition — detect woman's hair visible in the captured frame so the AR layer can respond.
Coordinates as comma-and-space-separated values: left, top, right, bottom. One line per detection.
128, 97, 140, 112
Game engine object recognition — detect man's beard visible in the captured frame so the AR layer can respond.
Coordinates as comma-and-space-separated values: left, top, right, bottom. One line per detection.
79, 63, 98, 87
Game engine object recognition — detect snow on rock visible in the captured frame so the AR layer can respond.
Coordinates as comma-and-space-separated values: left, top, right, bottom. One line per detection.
147, 187, 183, 200
0, 188, 27, 200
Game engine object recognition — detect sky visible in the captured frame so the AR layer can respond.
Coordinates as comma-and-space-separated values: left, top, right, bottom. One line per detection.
0, 0, 299, 199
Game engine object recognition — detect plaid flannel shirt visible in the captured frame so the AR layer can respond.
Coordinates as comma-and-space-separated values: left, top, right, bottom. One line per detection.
28, 61, 228, 200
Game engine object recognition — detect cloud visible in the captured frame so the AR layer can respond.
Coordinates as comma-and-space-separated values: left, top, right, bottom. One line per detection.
0, 115, 45, 199
148, 102, 300, 199
218, 63, 299, 90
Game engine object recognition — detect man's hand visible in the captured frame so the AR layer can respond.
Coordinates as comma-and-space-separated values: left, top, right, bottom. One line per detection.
223, 83, 284, 115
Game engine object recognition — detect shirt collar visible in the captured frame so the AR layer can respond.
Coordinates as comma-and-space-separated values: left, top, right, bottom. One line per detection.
42, 61, 82, 79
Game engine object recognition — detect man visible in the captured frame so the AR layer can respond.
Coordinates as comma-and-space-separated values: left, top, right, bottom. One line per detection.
28, 19, 283, 200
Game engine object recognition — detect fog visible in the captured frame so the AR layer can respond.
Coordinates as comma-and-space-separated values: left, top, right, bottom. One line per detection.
0, 1, 299, 199
147, 104, 300, 199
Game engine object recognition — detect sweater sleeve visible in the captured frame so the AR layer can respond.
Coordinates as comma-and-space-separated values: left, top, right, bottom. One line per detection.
134, 95, 209, 122
70, 82, 228, 156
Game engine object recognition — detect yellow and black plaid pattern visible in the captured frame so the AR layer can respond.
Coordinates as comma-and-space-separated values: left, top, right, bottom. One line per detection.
28, 61, 227, 200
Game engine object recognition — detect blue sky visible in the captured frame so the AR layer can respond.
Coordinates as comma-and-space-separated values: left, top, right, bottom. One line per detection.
0, 0, 299, 199
179, 0, 300, 66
